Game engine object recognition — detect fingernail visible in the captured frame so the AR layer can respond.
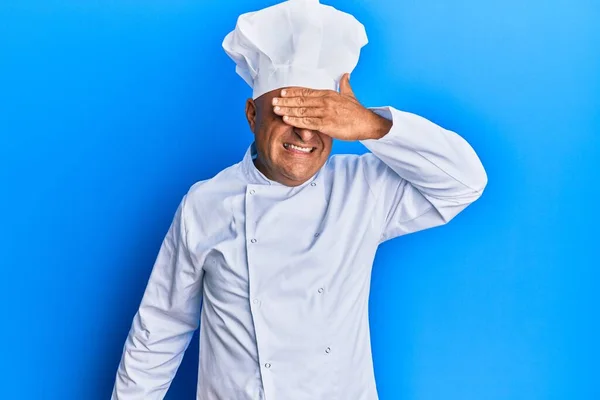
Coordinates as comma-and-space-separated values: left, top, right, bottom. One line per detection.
281, 89, 287, 96
272, 98, 278, 105
274, 106, 280, 111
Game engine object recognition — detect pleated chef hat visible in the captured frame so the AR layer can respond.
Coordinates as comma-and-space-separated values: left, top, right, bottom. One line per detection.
222, 0, 368, 99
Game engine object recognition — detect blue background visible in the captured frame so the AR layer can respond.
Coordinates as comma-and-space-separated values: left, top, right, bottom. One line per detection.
1, 1, 598, 399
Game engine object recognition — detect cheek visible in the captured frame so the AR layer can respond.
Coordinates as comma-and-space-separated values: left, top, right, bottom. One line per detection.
256, 127, 289, 167
268, 123, 292, 147
320, 136, 333, 152
256, 119, 286, 145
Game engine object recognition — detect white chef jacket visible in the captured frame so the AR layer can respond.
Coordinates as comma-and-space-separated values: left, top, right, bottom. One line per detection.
112, 106, 487, 400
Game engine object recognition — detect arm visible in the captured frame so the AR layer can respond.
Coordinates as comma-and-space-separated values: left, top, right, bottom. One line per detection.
269, 74, 487, 239
360, 106, 487, 241
112, 194, 204, 400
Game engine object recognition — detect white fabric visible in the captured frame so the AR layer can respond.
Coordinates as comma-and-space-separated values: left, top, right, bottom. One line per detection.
111, 106, 487, 400
222, 0, 368, 99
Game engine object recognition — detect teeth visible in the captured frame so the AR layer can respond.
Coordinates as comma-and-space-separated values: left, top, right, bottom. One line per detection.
284, 143, 313, 153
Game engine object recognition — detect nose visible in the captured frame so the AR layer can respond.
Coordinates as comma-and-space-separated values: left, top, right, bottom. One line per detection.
294, 128, 316, 142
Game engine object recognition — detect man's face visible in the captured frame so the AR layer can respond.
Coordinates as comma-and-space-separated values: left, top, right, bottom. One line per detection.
245, 87, 333, 187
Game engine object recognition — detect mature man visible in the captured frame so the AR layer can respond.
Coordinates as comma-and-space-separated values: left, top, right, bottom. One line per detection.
111, 0, 487, 399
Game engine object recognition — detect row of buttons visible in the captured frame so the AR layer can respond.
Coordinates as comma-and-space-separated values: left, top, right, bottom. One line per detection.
254, 286, 327, 370
248, 181, 323, 373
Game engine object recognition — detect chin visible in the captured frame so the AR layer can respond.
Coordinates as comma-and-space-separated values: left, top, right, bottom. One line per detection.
283, 169, 314, 183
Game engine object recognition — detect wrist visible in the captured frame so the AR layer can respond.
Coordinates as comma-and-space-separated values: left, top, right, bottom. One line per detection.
362, 111, 392, 140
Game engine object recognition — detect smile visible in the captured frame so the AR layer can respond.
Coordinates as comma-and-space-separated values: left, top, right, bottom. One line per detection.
283, 143, 316, 154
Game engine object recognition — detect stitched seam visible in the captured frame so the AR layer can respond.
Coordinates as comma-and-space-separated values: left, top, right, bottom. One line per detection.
413, 129, 484, 193
355, 154, 378, 200
364, 171, 378, 200
381, 176, 403, 224
180, 194, 201, 274
398, 204, 435, 224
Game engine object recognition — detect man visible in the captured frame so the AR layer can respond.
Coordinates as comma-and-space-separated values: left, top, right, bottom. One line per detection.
111, 0, 487, 399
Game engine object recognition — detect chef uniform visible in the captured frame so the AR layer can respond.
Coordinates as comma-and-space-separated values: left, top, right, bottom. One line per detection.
111, 0, 488, 399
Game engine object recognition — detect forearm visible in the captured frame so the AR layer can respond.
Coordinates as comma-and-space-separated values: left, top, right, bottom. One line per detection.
112, 304, 198, 399
360, 106, 487, 221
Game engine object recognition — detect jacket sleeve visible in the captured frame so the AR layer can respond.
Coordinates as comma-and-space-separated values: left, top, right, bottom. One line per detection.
359, 106, 488, 243
112, 194, 205, 399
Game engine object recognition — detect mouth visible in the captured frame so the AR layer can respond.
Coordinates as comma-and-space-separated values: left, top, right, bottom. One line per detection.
283, 143, 316, 155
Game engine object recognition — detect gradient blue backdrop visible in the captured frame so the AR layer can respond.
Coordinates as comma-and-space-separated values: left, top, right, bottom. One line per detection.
1, 1, 598, 399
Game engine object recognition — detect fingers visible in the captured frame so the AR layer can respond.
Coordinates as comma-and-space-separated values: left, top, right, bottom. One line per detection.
271, 86, 342, 133
280, 87, 332, 98
273, 106, 325, 118
281, 116, 324, 131
272, 96, 325, 108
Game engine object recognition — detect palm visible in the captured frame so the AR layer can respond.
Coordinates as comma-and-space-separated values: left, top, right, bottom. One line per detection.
272, 73, 383, 141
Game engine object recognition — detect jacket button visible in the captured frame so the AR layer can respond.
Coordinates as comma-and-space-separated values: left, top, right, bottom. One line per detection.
318, 288, 324, 293
250, 189, 256, 195
251, 239, 257, 243
311, 182, 317, 187
264, 363, 271, 368
325, 347, 331, 354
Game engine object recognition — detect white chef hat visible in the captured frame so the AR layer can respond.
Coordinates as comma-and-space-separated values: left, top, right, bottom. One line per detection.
222, 0, 368, 99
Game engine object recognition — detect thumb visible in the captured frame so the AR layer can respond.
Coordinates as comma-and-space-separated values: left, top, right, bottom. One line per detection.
339, 73, 355, 98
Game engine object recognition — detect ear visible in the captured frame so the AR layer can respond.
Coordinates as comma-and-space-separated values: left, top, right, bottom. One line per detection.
245, 98, 257, 133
